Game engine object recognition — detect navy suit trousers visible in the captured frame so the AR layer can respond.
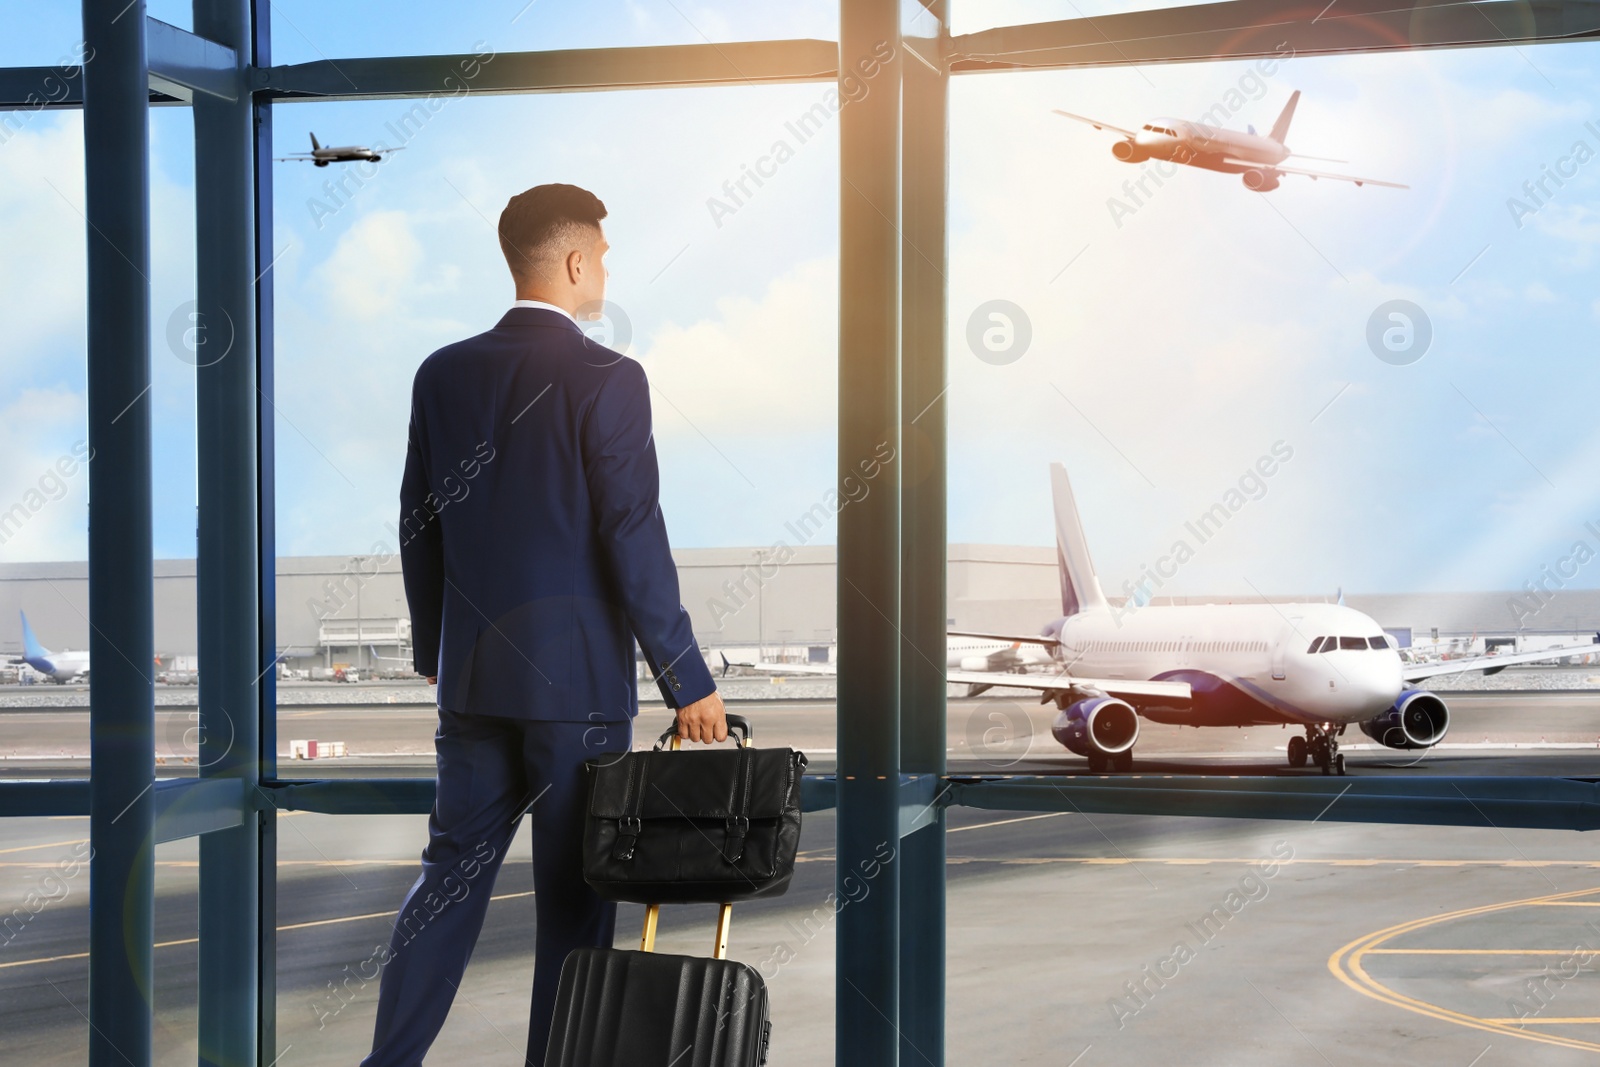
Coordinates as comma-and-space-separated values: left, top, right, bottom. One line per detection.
361, 712, 631, 1066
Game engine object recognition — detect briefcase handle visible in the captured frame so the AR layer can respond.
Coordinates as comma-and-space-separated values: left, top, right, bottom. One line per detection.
652, 712, 752, 750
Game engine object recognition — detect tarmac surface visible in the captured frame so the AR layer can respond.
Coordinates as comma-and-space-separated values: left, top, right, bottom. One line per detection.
4, 804, 1600, 1063
2, 683, 1598, 778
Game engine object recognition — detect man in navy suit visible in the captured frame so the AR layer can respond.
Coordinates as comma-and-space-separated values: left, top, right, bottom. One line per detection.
362, 183, 727, 1066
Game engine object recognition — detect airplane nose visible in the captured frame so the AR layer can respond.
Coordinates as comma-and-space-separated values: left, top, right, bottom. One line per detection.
1349, 659, 1404, 713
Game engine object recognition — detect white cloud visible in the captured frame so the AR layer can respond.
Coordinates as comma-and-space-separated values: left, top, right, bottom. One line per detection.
0, 388, 90, 562
637, 256, 836, 437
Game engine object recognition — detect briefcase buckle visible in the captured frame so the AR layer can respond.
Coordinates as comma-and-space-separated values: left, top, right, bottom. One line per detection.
613, 815, 643, 862
721, 814, 750, 865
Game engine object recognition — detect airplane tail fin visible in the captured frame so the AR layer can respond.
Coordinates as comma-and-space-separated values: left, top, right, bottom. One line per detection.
1269, 90, 1300, 144
1049, 463, 1108, 616
310, 132, 320, 151
20, 611, 49, 659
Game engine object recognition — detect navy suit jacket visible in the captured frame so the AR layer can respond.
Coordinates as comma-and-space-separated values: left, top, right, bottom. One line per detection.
398, 306, 716, 721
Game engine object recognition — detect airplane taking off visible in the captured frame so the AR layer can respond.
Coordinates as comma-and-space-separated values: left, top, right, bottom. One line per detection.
273, 133, 404, 167
1054, 90, 1407, 192
13, 611, 90, 683
739, 466, 1596, 775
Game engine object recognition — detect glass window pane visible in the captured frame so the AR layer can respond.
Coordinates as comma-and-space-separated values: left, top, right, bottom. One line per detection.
270, 86, 838, 770
0, 10, 84, 68
273, 809, 837, 1062
953, 0, 1225, 37
0, 817, 92, 1056
153, 837, 199, 1059
1, 106, 89, 776
266, 0, 839, 65
948, 41, 1600, 777
3, 107, 201, 780
944, 808, 1600, 1061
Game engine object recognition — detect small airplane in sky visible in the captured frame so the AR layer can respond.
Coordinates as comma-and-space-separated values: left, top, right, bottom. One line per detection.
273, 133, 404, 167
1054, 90, 1407, 192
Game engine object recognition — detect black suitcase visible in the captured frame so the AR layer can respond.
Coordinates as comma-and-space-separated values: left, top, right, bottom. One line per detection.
544, 732, 773, 1067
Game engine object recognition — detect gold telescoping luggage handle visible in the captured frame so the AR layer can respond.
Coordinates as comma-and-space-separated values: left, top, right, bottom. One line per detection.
639, 720, 750, 960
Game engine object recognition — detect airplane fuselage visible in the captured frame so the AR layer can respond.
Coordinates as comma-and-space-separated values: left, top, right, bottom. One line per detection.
1121, 117, 1290, 176
1041, 601, 1404, 728
948, 637, 1054, 673
23, 649, 90, 683
312, 147, 383, 164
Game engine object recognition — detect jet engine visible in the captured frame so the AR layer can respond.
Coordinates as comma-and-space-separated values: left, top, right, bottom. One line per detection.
1241, 168, 1280, 192
1112, 140, 1148, 163
1052, 696, 1139, 758
1359, 689, 1450, 750
959, 655, 995, 672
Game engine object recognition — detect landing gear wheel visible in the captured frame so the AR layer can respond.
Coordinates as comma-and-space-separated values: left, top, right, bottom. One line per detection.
1334, 753, 1346, 776
1086, 751, 1109, 774
1112, 750, 1134, 773
1320, 757, 1331, 776
1287, 735, 1307, 768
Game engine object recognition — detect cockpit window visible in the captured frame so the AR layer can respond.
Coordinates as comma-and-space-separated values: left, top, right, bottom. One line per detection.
1306, 637, 1325, 654
1367, 636, 1387, 649
1339, 636, 1366, 651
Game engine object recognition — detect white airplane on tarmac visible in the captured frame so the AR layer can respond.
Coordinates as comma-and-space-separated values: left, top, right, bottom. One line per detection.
273, 133, 404, 167
741, 465, 1597, 775
1054, 89, 1408, 192
12, 611, 90, 683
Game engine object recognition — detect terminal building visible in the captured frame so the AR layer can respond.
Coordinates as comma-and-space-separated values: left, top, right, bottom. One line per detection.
3, 550, 1596, 676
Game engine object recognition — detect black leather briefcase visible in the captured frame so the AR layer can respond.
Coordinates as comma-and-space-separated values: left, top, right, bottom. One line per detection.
544, 915, 771, 1067
581, 713, 806, 905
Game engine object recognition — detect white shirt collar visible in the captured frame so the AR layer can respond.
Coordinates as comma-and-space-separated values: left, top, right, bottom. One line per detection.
511, 299, 577, 323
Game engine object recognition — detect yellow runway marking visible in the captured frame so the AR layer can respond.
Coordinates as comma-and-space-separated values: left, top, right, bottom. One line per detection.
1329, 885, 1600, 1054
0, 838, 88, 856
0, 890, 536, 972
1369, 948, 1600, 955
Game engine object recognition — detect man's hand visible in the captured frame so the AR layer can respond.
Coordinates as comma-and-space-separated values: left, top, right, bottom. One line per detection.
676, 690, 728, 744
425, 675, 437, 685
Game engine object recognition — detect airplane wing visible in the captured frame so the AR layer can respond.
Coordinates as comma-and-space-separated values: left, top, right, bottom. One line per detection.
1402, 642, 1599, 683
1052, 109, 1138, 138
272, 154, 316, 161
1221, 158, 1408, 189
947, 630, 1060, 647
729, 657, 1190, 702
946, 670, 1191, 702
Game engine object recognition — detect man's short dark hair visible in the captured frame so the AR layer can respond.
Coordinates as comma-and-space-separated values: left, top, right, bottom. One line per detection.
497, 183, 607, 285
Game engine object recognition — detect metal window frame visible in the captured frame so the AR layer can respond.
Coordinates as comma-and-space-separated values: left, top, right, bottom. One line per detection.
3, 2, 1599, 1064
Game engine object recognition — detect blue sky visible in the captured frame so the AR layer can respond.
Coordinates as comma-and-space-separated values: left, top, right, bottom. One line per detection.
4, 4, 1600, 601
